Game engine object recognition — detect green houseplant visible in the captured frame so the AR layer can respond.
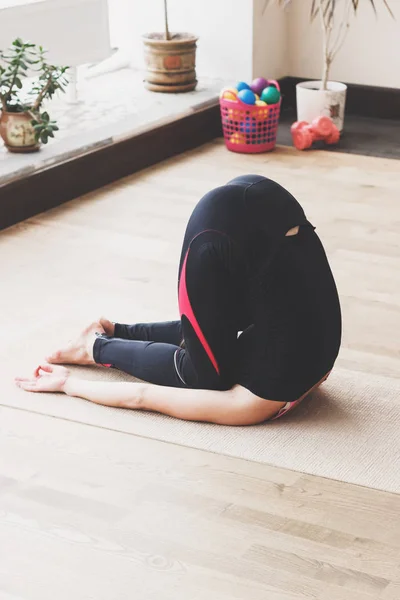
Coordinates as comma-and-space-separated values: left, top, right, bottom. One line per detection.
277, 0, 394, 131
142, 0, 198, 93
0, 39, 69, 153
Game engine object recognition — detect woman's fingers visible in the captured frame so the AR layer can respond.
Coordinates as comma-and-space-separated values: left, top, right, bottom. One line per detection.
16, 364, 69, 394
38, 369, 52, 377
16, 380, 38, 391
30, 364, 51, 378
38, 363, 54, 373
39, 363, 69, 377
32, 364, 55, 378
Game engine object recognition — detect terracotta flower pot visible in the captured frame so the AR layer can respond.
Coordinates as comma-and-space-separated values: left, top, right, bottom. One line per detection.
0, 110, 40, 153
143, 32, 197, 93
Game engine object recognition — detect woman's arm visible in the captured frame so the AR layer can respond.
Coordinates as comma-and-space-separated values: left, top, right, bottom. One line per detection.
64, 378, 284, 425
15, 363, 284, 425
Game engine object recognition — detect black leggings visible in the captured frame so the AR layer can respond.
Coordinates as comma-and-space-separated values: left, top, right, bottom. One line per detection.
93, 174, 341, 399
93, 228, 247, 390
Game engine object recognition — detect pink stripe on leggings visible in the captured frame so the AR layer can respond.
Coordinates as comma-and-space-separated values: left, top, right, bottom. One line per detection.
178, 250, 220, 375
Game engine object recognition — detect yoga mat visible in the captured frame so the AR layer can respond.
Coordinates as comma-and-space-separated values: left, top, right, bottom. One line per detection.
2, 349, 400, 494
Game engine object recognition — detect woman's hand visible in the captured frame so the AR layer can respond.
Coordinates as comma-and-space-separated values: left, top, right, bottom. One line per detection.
15, 363, 70, 393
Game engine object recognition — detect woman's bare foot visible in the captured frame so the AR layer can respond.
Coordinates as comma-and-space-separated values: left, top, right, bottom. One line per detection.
46, 321, 105, 365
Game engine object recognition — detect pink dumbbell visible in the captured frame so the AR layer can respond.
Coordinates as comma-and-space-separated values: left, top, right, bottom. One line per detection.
291, 116, 340, 150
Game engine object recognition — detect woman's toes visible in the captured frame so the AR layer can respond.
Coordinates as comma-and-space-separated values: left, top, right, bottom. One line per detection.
46, 351, 61, 363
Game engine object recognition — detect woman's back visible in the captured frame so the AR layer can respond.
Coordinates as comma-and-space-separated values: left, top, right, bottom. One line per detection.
241, 225, 341, 394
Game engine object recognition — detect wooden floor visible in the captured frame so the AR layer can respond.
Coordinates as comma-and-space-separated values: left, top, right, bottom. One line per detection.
1, 141, 399, 599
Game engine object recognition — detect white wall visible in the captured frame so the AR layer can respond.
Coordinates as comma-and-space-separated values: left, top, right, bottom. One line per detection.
252, 0, 288, 81
108, 0, 400, 88
108, 0, 254, 81
286, 0, 400, 88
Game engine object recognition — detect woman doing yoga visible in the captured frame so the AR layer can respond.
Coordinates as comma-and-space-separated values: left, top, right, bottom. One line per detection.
16, 175, 341, 425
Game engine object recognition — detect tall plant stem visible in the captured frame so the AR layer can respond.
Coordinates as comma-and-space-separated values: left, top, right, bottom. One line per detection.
164, 0, 170, 40
318, 0, 332, 90
330, 0, 352, 61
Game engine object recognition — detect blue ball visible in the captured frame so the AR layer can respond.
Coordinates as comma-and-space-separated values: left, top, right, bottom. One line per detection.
240, 118, 257, 135
238, 89, 256, 105
236, 81, 250, 92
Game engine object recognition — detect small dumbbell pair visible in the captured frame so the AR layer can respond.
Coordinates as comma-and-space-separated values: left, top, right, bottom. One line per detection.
291, 116, 340, 150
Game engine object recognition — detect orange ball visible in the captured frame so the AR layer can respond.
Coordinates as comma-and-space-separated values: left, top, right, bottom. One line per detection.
229, 132, 246, 145
227, 108, 242, 121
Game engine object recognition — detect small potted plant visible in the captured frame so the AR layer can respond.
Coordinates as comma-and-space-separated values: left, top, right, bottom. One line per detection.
277, 0, 394, 132
0, 38, 69, 153
143, 0, 198, 93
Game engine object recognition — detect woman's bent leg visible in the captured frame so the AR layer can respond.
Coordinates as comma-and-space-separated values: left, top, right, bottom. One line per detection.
176, 230, 246, 391
93, 335, 188, 387
93, 232, 246, 390
114, 321, 182, 345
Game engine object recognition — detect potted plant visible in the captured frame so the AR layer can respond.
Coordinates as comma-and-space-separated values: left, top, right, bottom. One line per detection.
143, 0, 198, 93
278, 0, 394, 132
0, 38, 68, 153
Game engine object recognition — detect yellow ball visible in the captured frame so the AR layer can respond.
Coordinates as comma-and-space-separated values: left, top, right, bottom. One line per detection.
256, 100, 267, 106
254, 100, 269, 121
229, 132, 246, 145
220, 87, 238, 101
254, 94, 260, 101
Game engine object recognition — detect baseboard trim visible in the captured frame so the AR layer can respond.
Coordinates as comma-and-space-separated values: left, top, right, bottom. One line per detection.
0, 102, 222, 232
279, 76, 400, 120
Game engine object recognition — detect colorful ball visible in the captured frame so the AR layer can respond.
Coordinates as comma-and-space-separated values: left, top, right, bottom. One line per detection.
222, 91, 237, 101
220, 87, 238, 101
229, 132, 246, 145
238, 89, 256, 105
240, 119, 258, 135
254, 101, 269, 121
227, 108, 242, 121
250, 77, 269, 96
261, 86, 281, 105
236, 81, 250, 92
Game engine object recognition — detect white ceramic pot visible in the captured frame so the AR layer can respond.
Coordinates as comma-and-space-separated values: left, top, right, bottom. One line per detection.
296, 80, 347, 132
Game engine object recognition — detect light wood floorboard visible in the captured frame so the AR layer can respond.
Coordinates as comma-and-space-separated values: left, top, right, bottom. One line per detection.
1, 142, 399, 599
1, 407, 400, 600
